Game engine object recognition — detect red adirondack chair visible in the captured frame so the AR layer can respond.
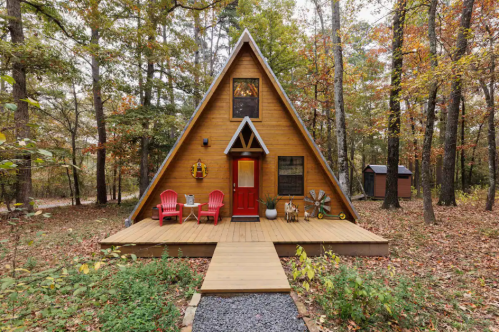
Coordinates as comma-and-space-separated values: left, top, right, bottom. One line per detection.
198, 190, 224, 225
157, 190, 184, 226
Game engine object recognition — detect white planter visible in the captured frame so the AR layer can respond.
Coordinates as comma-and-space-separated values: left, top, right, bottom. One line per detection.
265, 209, 277, 220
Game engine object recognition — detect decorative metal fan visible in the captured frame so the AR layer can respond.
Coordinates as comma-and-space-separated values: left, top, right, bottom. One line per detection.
304, 189, 331, 217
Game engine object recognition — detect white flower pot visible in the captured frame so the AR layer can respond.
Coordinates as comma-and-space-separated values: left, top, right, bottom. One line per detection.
265, 209, 277, 220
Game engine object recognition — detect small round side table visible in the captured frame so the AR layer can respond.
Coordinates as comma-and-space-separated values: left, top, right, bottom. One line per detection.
184, 203, 200, 222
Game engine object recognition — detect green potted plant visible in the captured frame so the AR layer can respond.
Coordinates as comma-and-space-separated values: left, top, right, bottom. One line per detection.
257, 194, 281, 220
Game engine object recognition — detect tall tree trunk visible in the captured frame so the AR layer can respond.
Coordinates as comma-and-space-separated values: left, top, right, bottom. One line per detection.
139, 6, 156, 197
480, 27, 496, 211
361, 138, 366, 170
460, 96, 466, 191
422, 0, 438, 224
382, 0, 407, 210
91, 27, 107, 204
313, 84, 318, 139
7, 0, 33, 212
312, 13, 318, 140
139, 79, 152, 196
349, 141, 355, 195
65, 162, 74, 205
409, 104, 420, 197
112, 161, 117, 200
71, 83, 81, 205
331, 0, 349, 196
193, 5, 202, 107
313, 0, 333, 166
468, 121, 484, 185
438, 0, 475, 206
436, 99, 446, 187
118, 162, 122, 205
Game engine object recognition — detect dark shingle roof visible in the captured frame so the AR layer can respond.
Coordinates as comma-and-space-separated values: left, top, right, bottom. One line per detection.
365, 165, 413, 175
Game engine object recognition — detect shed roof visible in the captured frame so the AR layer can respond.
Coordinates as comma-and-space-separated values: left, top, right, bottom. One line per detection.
364, 165, 413, 175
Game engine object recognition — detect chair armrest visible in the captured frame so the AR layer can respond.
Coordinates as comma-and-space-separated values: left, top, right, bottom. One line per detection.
177, 203, 184, 207
156, 204, 163, 212
198, 203, 208, 214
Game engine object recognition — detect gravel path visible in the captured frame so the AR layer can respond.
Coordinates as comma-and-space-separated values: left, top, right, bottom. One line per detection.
193, 293, 307, 332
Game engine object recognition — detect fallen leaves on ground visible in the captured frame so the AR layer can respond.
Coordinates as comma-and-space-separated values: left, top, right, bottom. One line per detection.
283, 197, 499, 331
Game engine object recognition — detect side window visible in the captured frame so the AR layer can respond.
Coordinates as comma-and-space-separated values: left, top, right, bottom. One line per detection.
278, 156, 304, 196
233, 78, 259, 118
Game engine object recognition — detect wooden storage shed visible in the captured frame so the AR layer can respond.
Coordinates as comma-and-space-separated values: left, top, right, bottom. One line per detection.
363, 165, 412, 199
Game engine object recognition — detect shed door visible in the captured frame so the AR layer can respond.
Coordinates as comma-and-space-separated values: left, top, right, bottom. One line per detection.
364, 172, 374, 197
232, 157, 259, 216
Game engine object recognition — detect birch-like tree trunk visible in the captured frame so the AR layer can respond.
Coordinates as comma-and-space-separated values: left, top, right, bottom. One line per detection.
382, 0, 407, 209
480, 27, 496, 211
71, 83, 81, 205
331, 0, 349, 196
438, 0, 475, 206
313, 0, 333, 166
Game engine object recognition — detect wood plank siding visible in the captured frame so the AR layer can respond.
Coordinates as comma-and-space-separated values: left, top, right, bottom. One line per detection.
136, 43, 353, 221
372, 174, 412, 199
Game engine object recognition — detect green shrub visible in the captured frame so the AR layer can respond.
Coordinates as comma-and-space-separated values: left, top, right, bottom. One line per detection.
98, 252, 201, 332
1, 249, 201, 331
317, 265, 430, 329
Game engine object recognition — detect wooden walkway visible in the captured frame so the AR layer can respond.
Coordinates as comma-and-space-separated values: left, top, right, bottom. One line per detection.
100, 218, 388, 257
200, 242, 290, 293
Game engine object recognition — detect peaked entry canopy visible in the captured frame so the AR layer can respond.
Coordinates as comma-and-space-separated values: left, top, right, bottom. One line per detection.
224, 116, 269, 154
126, 29, 359, 225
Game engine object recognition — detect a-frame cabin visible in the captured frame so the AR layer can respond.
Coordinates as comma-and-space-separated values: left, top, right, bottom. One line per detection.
128, 29, 358, 224
101, 30, 388, 260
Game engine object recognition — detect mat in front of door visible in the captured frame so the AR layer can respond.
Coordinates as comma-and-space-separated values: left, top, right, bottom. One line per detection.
231, 216, 260, 222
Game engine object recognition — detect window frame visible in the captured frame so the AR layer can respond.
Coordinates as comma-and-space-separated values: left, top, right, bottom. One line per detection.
230, 73, 263, 122
276, 156, 305, 197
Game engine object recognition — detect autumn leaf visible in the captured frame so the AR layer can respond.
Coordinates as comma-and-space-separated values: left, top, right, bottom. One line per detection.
79, 264, 89, 274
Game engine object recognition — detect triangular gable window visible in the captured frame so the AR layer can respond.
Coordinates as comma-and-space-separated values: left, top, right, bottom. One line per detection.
224, 116, 269, 154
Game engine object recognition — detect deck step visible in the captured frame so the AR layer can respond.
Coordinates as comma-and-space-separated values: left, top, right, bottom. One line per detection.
200, 242, 291, 293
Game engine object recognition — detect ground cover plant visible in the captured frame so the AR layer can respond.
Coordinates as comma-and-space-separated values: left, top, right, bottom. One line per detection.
0, 201, 210, 331
284, 194, 499, 331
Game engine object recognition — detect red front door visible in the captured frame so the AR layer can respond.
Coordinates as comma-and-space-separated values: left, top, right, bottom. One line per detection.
232, 157, 259, 216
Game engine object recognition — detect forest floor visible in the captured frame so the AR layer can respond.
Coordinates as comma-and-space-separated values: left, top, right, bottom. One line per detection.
284, 197, 499, 331
0, 200, 210, 331
1, 196, 498, 331
0, 192, 138, 212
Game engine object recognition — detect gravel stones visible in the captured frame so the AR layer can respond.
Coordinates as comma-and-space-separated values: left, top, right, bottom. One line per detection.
192, 293, 307, 332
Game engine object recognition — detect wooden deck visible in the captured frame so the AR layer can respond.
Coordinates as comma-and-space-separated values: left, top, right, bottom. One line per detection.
201, 242, 290, 293
100, 217, 388, 257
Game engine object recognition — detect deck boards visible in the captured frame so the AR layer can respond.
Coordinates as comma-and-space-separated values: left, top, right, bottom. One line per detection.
200, 242, 290, 293
100, 218, 389, 257
100, 217, 387, 245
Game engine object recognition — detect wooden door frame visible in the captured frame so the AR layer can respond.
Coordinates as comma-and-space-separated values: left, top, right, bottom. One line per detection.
229, 154, 263, 217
